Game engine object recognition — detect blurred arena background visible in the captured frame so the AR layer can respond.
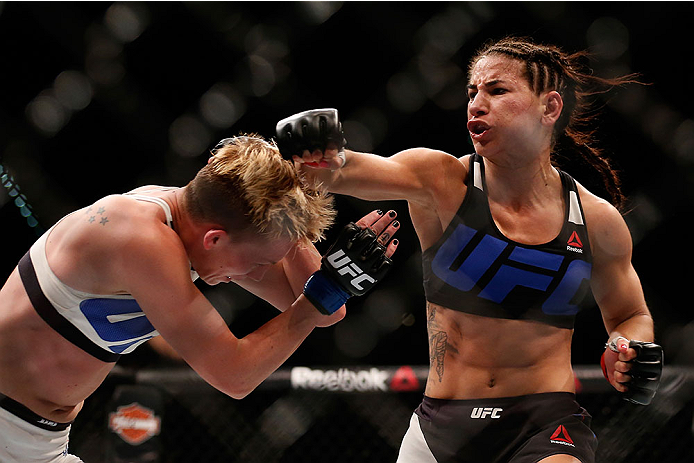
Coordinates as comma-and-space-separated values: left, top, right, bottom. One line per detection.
1, 2, 693, 462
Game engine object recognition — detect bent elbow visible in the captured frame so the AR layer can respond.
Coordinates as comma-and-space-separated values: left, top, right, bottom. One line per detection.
223, 380, 258, 400
227, 390, 250, 400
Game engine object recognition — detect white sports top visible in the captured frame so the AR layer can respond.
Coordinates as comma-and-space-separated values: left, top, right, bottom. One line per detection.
18, 193, 198, 362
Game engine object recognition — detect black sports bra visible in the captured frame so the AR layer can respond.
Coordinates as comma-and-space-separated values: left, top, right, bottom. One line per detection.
421, 154, 593, 329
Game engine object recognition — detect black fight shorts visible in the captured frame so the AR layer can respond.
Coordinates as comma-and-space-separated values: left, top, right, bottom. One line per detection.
398, 392, 597, 463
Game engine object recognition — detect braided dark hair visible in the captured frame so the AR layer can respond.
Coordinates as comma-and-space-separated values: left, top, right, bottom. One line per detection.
468, 36, 641, 210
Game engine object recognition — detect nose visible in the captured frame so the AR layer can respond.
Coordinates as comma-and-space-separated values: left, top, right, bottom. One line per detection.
468, 93, 488, 117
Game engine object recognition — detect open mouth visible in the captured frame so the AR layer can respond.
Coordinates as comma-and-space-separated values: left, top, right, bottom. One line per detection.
467, 120, 490, 138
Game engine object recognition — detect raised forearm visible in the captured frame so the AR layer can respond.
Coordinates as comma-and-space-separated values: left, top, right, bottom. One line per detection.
214, 295, 322, 398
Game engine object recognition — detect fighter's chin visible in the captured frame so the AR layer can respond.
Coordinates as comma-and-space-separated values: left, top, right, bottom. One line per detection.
471, 139, 489, 151
471, 142, 497, 158
223, 274, 247, 284
208, 273, 257, 284
199, 274, 230, 285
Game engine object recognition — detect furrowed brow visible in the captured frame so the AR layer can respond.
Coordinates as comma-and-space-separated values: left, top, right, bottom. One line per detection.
483, 79, 505, 88
468, 79, 505, 90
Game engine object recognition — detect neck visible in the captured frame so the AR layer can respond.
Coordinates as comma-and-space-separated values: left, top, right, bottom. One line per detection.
170, 188, 184, 230
482, 153, 561, 209
170, 187, 199, 249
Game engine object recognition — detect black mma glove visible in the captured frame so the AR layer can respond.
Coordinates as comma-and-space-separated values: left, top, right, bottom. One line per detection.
601, 339, 664, 406
275, 108, 347, 163
303, 222, 393, 315
623, 340, 664, 405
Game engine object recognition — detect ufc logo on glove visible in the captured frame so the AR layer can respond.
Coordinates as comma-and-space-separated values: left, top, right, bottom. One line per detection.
303, 222, 393, 315
326, 249, 377, 291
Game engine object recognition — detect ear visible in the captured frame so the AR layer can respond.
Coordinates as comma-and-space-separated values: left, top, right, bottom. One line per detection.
542, 91, 563, 125
202, 229, 228, 251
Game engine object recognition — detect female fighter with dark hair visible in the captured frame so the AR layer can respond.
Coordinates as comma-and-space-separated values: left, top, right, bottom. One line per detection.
276, 37, 663, 462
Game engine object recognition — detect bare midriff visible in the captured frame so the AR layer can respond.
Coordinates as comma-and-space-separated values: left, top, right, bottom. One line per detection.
0, 268, 115, 423
424, 301, 576, 400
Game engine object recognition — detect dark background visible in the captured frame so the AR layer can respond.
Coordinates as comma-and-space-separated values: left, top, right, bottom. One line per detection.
1, 1, 693, 370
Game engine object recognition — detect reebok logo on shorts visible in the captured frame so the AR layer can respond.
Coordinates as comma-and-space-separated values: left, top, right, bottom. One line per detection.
550, 425, 575, 447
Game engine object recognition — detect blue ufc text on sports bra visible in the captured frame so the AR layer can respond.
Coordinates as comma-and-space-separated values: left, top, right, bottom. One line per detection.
421, 154, 593, 329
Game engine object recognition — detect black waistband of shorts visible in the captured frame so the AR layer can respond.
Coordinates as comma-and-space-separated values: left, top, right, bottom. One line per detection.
18, 250, 121, 363
421, 391, 577, 407
417, 391, 583, 422
0, 393, 72, 431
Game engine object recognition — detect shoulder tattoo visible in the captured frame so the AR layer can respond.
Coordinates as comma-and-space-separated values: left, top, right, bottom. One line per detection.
85, 204, 109, 226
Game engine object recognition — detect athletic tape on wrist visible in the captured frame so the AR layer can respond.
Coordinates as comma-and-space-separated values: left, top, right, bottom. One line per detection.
605, 336, 629, 353
303, 271, 350, 315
